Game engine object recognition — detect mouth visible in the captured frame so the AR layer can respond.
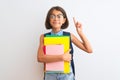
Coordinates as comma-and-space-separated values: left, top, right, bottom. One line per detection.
53, 21, 59, 24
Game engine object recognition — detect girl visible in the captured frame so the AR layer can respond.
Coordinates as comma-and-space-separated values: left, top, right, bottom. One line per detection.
37, 6, 93, 80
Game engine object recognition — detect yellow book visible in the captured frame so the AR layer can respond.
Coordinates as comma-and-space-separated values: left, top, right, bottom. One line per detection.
44, 36, 70, 73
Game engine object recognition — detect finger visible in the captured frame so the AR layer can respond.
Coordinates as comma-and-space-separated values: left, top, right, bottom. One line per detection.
68, 49, 71, 52
65, 49, 71, 53
73, 17, 76, 25
77, 22, 82, 26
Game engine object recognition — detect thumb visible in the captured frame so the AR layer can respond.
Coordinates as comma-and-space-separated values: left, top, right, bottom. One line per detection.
69, 49, 71, 52
66, 49, 71, 54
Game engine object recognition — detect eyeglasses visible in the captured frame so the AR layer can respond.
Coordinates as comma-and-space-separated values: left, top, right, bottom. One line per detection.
50, 14, 64, 19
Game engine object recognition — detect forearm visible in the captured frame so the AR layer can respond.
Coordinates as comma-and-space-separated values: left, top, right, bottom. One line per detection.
38, 50, 71, 63
78, 31, 93, 53
38, 54, 63, 63
72, 17, 92, 53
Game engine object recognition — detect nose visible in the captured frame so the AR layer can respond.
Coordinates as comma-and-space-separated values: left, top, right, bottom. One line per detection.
54, 16, 59, 20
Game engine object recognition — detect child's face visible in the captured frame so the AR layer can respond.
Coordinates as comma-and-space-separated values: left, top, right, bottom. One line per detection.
49, 10, 66, 29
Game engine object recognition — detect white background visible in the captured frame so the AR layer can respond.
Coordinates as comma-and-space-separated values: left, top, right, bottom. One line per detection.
0, 0, 120, 80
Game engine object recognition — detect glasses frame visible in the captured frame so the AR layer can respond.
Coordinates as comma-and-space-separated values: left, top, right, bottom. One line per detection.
50, 14, 64, 19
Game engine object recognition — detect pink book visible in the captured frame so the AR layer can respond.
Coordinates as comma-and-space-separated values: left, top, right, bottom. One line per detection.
44, 44, 64, 73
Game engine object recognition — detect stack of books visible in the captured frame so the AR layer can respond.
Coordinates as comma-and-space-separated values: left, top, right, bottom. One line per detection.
43, 35, 70, 73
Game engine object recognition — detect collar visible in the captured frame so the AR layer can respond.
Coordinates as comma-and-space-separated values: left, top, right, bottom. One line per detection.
51, 30, 63, 36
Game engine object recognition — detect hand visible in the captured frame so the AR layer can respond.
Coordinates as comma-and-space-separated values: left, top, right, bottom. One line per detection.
73, 17, 82, 33
62, 49, 71, 62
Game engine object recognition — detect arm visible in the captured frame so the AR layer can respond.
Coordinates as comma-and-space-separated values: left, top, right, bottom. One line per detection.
71, 17, 93, 53
37, 34, 71, 63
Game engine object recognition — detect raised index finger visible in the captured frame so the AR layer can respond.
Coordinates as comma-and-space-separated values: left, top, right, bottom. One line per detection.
73, 17, 76, 25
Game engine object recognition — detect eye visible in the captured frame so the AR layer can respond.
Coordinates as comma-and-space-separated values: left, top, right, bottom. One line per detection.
57, 14, 64, 18
50, 15, 56, 19
50, 14, 64, 19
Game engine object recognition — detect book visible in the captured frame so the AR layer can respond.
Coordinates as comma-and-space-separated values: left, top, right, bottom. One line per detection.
44, 36, 70, 73
44, 36, 70, 53
44, 44, 64, 73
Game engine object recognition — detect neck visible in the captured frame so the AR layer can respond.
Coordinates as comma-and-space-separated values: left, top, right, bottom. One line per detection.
52, 28, 61, 33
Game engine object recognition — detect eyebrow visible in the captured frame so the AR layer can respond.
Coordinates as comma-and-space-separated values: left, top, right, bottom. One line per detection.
50, 14, 63, 15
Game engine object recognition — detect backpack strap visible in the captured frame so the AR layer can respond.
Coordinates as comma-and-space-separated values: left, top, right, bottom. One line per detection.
44, 32, 51, 37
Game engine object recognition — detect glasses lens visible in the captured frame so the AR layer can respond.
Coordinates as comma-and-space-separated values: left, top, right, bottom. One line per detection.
57, 14, 63, 19
50, 15, 55, 19
50, 14, 64, 19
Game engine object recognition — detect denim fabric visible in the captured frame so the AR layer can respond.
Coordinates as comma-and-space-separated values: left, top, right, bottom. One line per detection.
44, 72, 75, 80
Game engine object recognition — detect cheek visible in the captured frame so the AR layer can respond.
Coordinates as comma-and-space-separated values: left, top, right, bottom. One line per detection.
62, 18, 66, 24
49, 20, 53, 25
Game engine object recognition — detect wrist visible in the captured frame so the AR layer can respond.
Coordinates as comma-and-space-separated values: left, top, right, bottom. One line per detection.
60, 54, 64, 61
77, 30, 83, 34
